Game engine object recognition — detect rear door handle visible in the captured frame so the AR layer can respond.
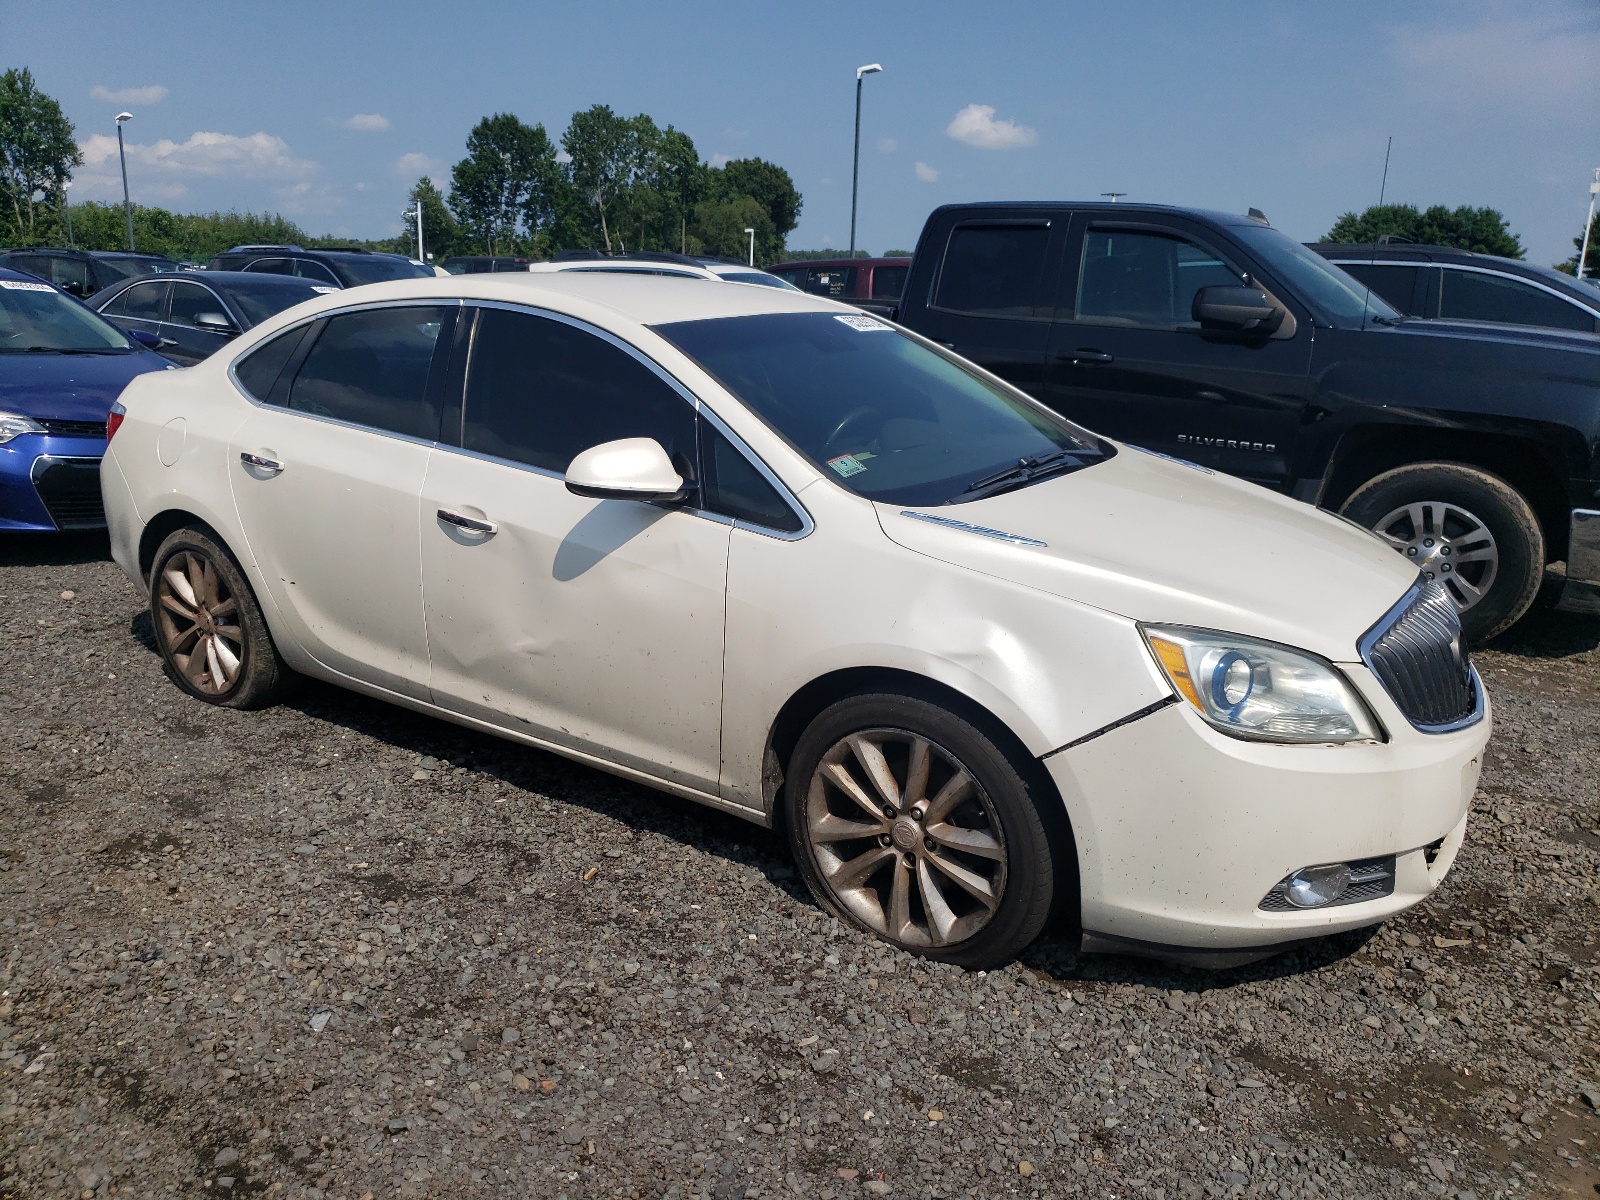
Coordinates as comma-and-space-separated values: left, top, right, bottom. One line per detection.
934, 340, 957, 350
437, 508, 498, 536
239, 452, 283, 475
1059, 349, 1115, 365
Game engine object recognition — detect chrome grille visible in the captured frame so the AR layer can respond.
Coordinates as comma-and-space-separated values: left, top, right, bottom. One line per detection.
1258, 856, 1395, 912
1359, 579, 1480, 731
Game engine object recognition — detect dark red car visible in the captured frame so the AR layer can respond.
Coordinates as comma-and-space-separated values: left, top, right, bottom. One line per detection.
767, 257, 911, 316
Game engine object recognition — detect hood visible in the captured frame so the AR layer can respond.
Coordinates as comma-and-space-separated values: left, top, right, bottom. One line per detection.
0, 350, 171, 422
876, 447, 1417, 662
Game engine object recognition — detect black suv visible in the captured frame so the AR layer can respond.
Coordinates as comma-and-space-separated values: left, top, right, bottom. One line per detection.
0, 247, 178, 297
441, 256, 530, 274
206, 245, 433, 287
1312, 243, 1600, 336
894, 202, 1600, 640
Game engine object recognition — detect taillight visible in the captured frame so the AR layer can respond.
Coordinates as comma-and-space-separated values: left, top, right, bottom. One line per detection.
106, 401, 126, 442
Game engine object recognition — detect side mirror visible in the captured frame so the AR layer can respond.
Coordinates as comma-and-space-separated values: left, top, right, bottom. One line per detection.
194, 312, 239, 335
128, 329, 162, 349
565, 437, 688, 503
1192, 285, 1282, 333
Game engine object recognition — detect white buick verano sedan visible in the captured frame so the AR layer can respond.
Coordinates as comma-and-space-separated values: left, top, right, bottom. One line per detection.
101, 274, 1489, 969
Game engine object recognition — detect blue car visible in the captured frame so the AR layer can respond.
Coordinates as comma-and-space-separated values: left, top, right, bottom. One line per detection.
0, 268, 171, 531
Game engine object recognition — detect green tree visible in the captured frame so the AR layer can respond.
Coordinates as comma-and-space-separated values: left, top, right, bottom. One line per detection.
406, 176, 458, 261
715, 158, 801, 244
1324, 204, 1523, 258
1555, 210, 1599, 277
449, 113, 560, 255
690, 194, 777, 264
0, 67, 81, 245
64, 201, 308, 261
562, 105, 645, 252
650, 126, 708, 254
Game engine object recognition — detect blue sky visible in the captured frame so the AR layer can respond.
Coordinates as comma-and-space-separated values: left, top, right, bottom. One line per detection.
10, 1, 1598, 264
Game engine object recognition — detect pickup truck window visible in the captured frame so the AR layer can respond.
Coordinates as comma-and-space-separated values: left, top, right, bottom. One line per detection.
1232, 224, 1399, 325
1076, 230, 1241, 329
871, 265, 908, 299
935, 224, 1050, 316
805, 267, 857, 297
1438, 269, 1594, 333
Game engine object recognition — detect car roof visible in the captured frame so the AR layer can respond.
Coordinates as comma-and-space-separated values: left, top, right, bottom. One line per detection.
528, 260, 722, 281
926, 200, 1264, 228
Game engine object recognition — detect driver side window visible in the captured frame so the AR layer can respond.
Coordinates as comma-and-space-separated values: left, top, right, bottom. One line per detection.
1076, 229, 1242, 329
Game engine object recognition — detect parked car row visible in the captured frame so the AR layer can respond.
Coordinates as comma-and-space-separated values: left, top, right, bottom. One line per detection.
100, 270, 1489, 971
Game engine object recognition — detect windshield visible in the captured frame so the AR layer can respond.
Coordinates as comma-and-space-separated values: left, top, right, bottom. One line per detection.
0, 279, 134, 352
719, 271, 799, 290
656, 311, 1104, 507
228, 278, 332, 326
1233, 224, 1401, 325
333, 256, 435, 285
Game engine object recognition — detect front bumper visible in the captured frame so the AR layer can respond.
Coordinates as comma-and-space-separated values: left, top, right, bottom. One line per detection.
0, 435, 107, 531
1559, 507, 1600, 615
1045, 668, 1488, 953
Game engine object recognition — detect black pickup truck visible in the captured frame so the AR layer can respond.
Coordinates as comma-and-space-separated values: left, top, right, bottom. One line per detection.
892, 202, 1600, 641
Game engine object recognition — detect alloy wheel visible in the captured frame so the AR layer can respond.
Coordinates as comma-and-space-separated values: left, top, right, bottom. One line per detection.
1371, 500, 1499, 613
155, 550, 245, 695
804, 728, 1008, 949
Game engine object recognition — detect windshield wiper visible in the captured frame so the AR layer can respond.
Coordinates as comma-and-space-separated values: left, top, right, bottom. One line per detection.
1368, 313, 1405, 327
959, 449, 1090, 501
0, 345, 129, 354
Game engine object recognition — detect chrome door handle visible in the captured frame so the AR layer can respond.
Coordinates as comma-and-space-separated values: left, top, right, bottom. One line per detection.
437, 508, 498, 536
1060, 349, 1115, 365
239, 452, 284, 475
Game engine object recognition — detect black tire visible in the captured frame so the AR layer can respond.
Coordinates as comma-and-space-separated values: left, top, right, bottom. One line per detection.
1339, 462, 1544, 643
149, 526, 295, 709
784, 692, 1067, 970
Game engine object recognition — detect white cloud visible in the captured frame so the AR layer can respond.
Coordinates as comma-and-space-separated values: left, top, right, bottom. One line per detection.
72, 129, 319, 207
945, 103, 1037, 150
341, 113, 390, 132
554, 149, 572, 165
914, 161, 940, 183
1388, 4, 1600, 115
877, 137, 897, 154
709, 153, 732, 168
394, 152, 443, 178
90, 84, 167, 106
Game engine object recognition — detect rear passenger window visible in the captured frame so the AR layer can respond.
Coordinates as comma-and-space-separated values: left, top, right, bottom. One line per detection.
700, 422, 801, 532
103, 280, 169, 321
286, 306, 450, 438
461, 308, 695, 474
1336, 264, 1420, 314
1439, 270, 1594, 332
234, 326, 309, 402
871, 265, 908, 299
935, 225, 1050, 316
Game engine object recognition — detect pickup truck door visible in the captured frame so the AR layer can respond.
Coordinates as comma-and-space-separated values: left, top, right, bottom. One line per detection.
1039, 214, 1312, 489
902, 213, 1061, 396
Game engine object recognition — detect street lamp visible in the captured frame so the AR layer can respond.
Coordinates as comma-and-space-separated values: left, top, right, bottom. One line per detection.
61, 179, 74, 248
1580, 167, 1600, 281
1101, 192, 1126, 203
850, 63, 882, 257
744, 227, 756, 266
115, 111, 135, 252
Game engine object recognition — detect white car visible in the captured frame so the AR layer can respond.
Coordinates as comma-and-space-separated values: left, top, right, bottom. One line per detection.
529, 252, 797, 290
100, 274, 1489, 969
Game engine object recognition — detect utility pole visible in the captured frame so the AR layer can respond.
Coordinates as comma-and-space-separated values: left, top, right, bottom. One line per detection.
745, 227, 756, 266
1579, 167, 1600, 280
1378, 136, 1393, 206
849, 64, 882, 256
116, 112, 135, 251
61, 179, 74, 248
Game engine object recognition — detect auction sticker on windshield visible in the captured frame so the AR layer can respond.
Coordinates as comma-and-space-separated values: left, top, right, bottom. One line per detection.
0, 280, 53, 292
827, 454, 867, 478
834, 313, 889, 332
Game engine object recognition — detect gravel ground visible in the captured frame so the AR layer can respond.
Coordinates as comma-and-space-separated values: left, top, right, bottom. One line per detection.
1, 534, 1597, 1200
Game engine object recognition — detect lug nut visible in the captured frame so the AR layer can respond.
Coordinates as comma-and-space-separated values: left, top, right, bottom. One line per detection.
924, 836, 936, 852
878, 834, 892, 848
1406, 547, 1418, 557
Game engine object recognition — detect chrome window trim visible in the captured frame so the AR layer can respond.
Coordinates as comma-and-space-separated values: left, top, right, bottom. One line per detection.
459, 299, 814, 542
1356, 577, 1486, 734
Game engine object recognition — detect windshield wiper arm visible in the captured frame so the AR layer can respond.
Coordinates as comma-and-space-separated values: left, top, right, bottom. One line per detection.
1, 345, 127, 354
959, 449, 1091, 501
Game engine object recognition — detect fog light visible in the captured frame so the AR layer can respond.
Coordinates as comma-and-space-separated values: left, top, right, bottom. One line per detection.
1282, 863, 1353, 908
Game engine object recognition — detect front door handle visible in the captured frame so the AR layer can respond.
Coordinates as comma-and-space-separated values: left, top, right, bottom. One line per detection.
1059, 349, 1115, 365
437, 508, 498, 536
934, 340, 957, 350
1196, 390, 1226, 402
239, 452, 284, 475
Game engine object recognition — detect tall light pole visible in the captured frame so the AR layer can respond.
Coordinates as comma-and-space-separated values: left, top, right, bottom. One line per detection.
1101, 192, 1126, 203
404, 204, 424, 263
61, 179, 74, 248
849, 63, 882, 257
1579, 167, 1600, 281
115, 112, 135, 251
744, 227, 756, 266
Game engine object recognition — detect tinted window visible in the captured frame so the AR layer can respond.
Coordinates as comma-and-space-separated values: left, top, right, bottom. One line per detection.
103, 280, 170, 321
935, 225, 1050, 316
701, 422, 801, 532
227, 278, 329, 327
1076, 229, 1241, 328
286, 306, 450, 438
871, 265, 908, 299
804, 267, 857, 297
1334, 264, 1421, 314
44, 256, 93, 296
0, 279, 133, 352
1439, 270, 1594, 332
330, 256, 434, 285
462, 308, 695, 475
234, 326, 310, 402
167, 282, 226, 328
656, 312, 1102, 508
1231, 224, 1398, 324
95, 256, 170, 282
295, 260, 341, 285
244, 258, 296, 276
771, 269, 806, 288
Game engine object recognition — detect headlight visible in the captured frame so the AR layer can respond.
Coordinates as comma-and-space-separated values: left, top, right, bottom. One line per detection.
0, 411, 46, 445
1142, 625, 1382, 744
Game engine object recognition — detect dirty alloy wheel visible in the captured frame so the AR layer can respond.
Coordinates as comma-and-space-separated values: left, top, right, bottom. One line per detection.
149, 526, 294, 708
1339, 462, 1544, 644
786, 693, 1063, 970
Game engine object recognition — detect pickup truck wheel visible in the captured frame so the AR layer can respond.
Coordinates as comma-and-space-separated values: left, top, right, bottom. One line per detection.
786, 693, 1062, 970
1339, 462, 1543, 643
